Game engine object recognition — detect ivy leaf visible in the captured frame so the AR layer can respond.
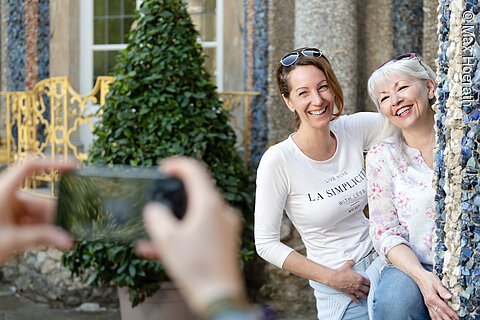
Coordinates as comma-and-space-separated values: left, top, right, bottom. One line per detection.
129, 265, 137, 277
85, 271, 98, 286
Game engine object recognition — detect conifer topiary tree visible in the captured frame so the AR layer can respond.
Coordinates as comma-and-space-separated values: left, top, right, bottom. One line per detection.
62, 0, 252, 306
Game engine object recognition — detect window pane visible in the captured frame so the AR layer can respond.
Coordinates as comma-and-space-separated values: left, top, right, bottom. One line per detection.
202, 0, 216, 41
93, 50, 120, 82
93, 18, 106, 44
94, 0, 106, 16
91, 1, 136, 91
125, 0, 136, 14
186, 0, 216, 42
107, 18, 123, 44
203, 47, 216, 83
108, 0, 122, 16
93, 51, 107, 81
107, 51, 120, 72
201, 12, 216, 41
124, 0, 136, 13
94, 0, 136, 44
124, 17, 135, 41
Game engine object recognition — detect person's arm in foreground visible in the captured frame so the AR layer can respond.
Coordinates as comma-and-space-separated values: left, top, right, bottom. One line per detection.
137, 157, 265, 319
0, 158, 74, 265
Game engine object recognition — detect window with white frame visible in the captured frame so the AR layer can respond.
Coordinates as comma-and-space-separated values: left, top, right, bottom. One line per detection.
79, 0, 224, 94
92, 0, 137, 81
186, 0, 224, 91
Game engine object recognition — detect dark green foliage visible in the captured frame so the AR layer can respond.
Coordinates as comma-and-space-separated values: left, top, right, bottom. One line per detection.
88, 0, 251, 214
62, 241, 166, 307
62, 0, 253, 307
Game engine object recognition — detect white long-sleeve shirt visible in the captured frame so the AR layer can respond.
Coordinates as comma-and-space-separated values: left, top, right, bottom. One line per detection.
254, 113, 383, 270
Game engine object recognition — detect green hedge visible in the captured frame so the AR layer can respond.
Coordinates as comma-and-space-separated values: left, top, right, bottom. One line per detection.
62, 0, 253, 307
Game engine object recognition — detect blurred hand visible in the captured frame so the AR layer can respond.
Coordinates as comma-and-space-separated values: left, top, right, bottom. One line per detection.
136, 157, 245, 314
0, 158, 75, 265
416, 270, 459, 320
329, 260, 370, 304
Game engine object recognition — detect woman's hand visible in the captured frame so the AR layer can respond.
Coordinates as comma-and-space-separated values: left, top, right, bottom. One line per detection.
387, 245, 459, 320
415, 270, 459, 320
328, 260, 370, 304
0, 158, 75, 265
136, 157, 246, 314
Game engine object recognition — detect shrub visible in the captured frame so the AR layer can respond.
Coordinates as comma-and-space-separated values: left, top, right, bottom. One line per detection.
62, 0, 252, 307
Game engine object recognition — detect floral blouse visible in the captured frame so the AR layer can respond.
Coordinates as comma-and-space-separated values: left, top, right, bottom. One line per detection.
365, 140, 435, 265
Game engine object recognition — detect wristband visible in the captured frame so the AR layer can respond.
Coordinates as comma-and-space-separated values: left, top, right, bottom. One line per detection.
203, 295, 252, 319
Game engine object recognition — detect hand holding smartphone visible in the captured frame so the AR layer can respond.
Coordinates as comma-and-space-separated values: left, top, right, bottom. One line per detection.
55, 165, 187, 243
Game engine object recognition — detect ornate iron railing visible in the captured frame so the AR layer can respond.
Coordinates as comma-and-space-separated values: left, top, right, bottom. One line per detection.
0, 77, 258, 195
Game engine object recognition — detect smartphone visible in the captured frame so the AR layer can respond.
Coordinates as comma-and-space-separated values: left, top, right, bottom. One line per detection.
56, 165, 187, 243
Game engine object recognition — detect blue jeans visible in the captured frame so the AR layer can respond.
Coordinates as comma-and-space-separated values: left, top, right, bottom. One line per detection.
310, 255, 383, 320
343, 298, 368, 320
372, 265, 431, 320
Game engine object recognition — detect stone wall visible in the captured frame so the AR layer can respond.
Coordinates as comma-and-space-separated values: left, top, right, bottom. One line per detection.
257, 5, 316, 317
0, 1, 6, 91
0, 1, 94, 307
49, 0, 80, 91
244, 0, 270, 168
357, 0, 394, 111
265, 0, 295, 145
1, 4, 99, 306
0, 0, 50, 91
0, 0, 465, 317
392, 0, 423, 55
257, 218, 316, 319
433, 1, 479, 318
1, 248, 118, 308
422, 0, 439, 68
295, 0, 359, 114
254, 1, 442, 318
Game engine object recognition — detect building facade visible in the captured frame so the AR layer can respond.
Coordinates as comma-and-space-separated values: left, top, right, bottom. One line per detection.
0, 1, 452, 318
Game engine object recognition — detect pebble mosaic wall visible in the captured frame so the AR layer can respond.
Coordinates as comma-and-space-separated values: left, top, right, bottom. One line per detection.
1, 0, 49, 91
6, 0, 26, 91
391, 0, 423, 55
0, 0, 477, 316
0, 1, 7, 91
434, 0, 480, 318
244, 0, 269, 169
36, 0, 48, 82
25, 0, 39, 90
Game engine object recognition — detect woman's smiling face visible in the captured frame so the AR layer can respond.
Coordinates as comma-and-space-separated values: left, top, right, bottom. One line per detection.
377, 74, 435, 131
282, 65, 335, 131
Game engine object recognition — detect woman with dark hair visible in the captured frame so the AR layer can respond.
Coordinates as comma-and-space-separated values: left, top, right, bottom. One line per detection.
254, 48, 384, 319
366, 54, 458, 320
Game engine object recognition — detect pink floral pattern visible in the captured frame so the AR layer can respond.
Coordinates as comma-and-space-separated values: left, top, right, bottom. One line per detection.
369, 182, 383, 200
366, 141, 436, 265
394, 192, 410, 210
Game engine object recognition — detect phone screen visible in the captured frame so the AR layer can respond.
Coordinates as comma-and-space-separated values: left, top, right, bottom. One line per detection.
56, 165, 186, 243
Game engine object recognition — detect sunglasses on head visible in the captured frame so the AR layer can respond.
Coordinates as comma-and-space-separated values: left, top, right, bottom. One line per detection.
376, 52, 419, 70
280, 48, 323, 67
